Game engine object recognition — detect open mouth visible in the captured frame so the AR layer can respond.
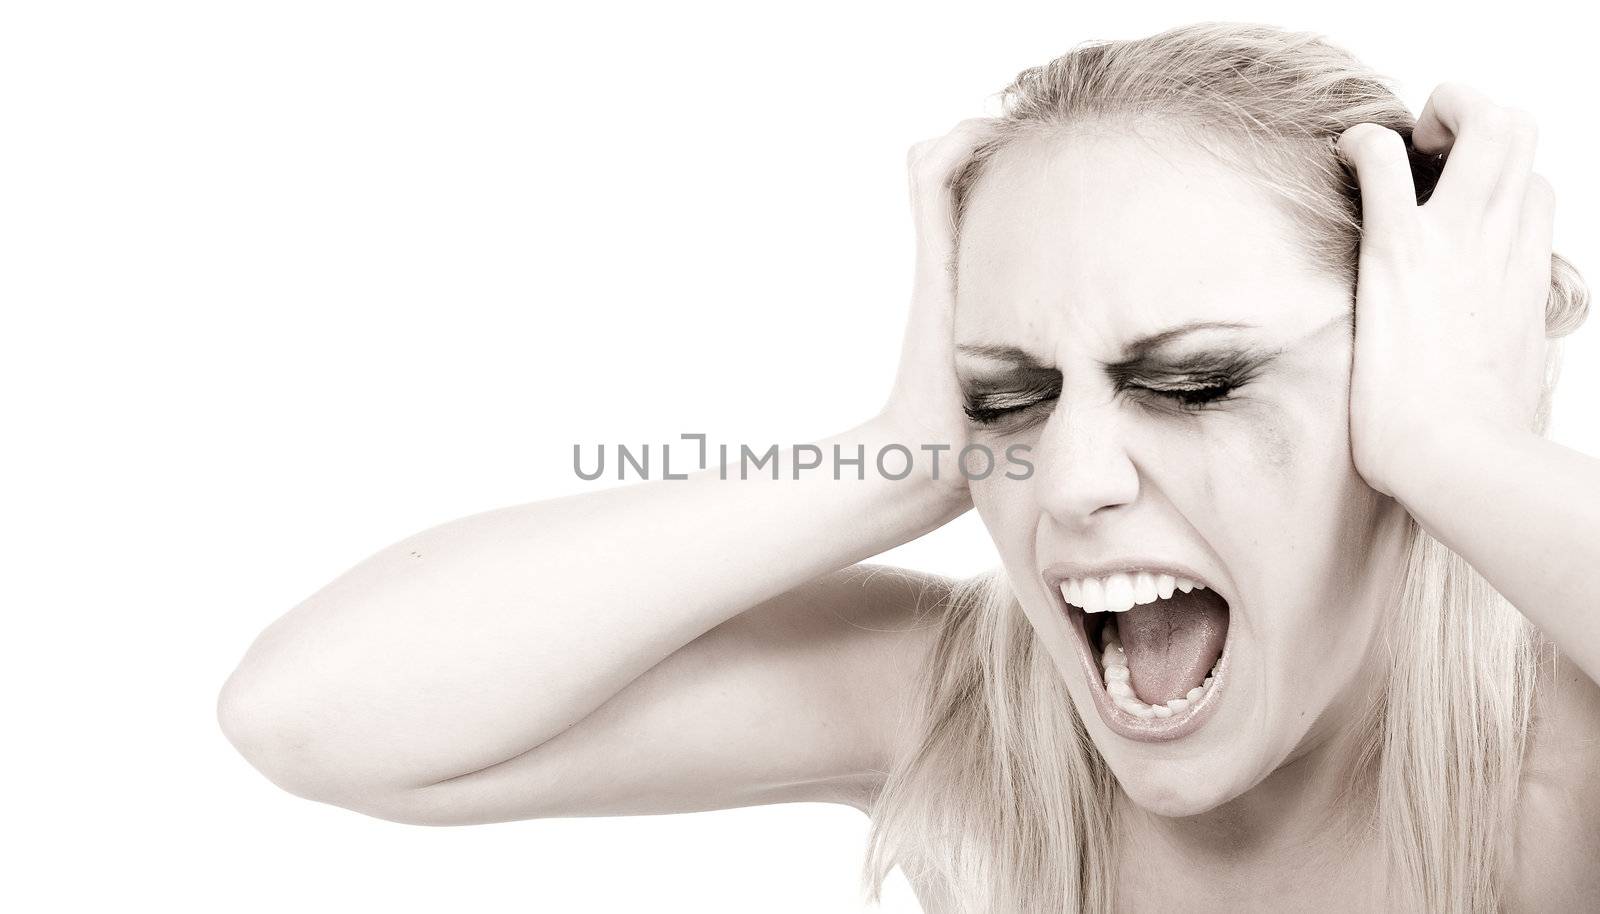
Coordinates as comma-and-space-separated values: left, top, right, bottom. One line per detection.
1044, 566, 1233, 742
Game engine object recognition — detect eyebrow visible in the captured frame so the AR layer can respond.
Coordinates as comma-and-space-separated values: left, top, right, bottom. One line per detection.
955, 342, 1051, 367
1116, 320, 1258, 361
956, 320, 1259, 369
1103, 320, 1265, 379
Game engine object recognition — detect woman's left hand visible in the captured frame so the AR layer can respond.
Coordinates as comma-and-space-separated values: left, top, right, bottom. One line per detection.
1339, 84, 1600, 708
1339, 83, 1553, 500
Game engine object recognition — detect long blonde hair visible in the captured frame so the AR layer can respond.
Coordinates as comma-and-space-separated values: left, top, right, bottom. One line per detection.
861, 22, 1589, 913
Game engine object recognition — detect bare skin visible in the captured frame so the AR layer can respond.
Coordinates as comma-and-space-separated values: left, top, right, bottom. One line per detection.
218, 87, 1600, 912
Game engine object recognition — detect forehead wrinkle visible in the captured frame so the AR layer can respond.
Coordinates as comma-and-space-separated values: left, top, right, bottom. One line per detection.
954, 130, 1350, 381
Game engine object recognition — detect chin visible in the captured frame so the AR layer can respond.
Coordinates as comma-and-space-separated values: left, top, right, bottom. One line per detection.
1098, 745, 1263, 819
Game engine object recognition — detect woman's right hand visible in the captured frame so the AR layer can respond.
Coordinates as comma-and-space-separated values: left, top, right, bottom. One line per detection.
879, 117, 998, 507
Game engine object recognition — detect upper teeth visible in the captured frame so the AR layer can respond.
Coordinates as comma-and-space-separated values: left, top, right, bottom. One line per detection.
1060, 571, 1205, 613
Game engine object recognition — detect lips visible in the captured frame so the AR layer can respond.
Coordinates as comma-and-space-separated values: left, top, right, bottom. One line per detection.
1042, 562, 1234, 742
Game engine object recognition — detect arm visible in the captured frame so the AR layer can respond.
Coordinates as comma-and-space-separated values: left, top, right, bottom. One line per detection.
216, 118, 999, 822
217, 422, 963, 813
380, 563, 953, 824
1390, 427, 1600, 686
1339, 84, 1599, 687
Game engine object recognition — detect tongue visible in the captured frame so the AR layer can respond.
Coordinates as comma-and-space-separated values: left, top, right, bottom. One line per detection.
1117, 588, 1228, 705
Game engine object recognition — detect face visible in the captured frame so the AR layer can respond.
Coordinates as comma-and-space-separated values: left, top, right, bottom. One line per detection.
954, 125, 1411, 818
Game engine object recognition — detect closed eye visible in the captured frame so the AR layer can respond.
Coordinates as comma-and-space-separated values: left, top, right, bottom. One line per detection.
1109, 348, 1267, 414
964, 392, 1059, 425
1129, 379, 1238, 411
962, 377, 1061, 428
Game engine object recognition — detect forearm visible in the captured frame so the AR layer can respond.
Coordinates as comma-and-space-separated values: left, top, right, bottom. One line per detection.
1389, 426, 1600, 684
218, 415, 967, 800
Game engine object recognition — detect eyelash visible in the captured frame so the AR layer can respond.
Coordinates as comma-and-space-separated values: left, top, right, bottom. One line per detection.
964, 387, 1059, 428
964, 378, 1239, 427
1129, 378, 1238, 412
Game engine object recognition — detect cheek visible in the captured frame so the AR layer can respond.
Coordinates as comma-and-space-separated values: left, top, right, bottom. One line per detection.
970, 469, 1038, 561
1256, 405, 1299, 472
1241, 389, 1375, 540
1194, 401, 1386, 664
1183, 404, 1315, 535
970, 461, 1065, 624
1191, 388, 1358, 535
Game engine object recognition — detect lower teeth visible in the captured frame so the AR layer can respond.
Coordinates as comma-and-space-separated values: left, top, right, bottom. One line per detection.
1098, 615, 1218, 720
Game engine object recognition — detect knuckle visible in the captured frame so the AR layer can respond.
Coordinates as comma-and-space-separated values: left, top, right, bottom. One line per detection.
1339, 122, 1402, 161
1434, 80, 1484, 107
1503, 105, 1536, 127
909, 121, 993, 182
1504, 106, 1539, 141
1479, 107, 1513, 140
1339, 122, 1377, 150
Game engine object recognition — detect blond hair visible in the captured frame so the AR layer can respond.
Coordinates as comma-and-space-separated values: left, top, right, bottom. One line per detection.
861, 22, 1589, 913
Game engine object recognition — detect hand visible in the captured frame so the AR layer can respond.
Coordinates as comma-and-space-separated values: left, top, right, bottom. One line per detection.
878, 117, 997, 501
1338, 84, 1554, 499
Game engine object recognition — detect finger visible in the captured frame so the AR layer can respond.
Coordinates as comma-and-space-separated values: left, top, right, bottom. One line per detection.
1491, 107, 1538, 218
906, 120, 998, 293
908, 118, 997, 174
1336, 123, 1418, 238
907, 119, 999, 240
1414, 82, 1517, 211
1516, 173, 1555, 278
907, 119, 994, 219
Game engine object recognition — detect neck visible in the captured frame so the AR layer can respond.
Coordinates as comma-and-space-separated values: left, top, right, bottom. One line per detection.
1114, 633, 1391, 900
1112, 501, 1411, 905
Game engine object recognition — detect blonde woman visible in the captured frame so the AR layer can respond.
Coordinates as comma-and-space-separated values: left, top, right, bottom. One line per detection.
218, 23, 1600, 913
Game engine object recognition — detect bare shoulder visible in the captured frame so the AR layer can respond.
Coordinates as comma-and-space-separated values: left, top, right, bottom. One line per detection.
1506, 650, 1600, 911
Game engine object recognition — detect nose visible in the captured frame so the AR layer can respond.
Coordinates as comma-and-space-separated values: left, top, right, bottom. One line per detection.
1033, 398, 1140, 527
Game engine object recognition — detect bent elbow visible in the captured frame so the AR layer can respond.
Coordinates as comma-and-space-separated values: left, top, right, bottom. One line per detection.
215, 666, 367, 807
217, 668, 322, 795
215, 666, 451, 825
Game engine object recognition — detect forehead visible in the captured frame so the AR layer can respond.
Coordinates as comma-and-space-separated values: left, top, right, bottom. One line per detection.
954, 127, 1344, 346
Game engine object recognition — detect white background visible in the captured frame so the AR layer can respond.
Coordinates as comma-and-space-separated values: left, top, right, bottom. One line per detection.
5, 1, 1596, 911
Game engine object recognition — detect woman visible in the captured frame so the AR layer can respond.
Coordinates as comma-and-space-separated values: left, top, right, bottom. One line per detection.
217, 23, 1600, 913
